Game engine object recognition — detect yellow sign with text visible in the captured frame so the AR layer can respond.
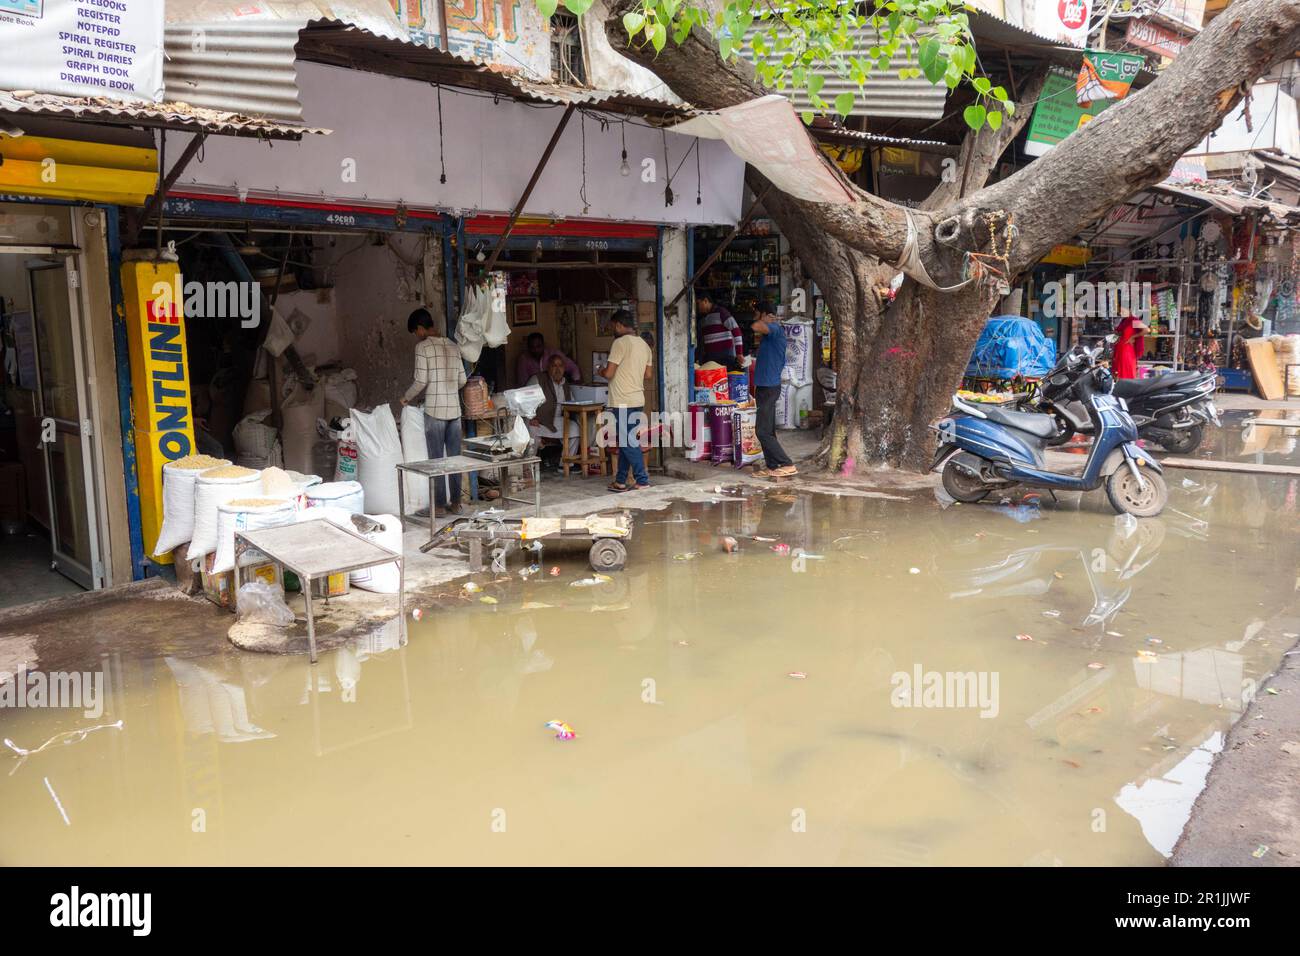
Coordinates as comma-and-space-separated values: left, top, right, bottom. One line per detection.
121, 260, 195, 564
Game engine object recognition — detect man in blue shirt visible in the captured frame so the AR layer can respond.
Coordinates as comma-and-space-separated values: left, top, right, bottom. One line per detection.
750, 301, 796, 477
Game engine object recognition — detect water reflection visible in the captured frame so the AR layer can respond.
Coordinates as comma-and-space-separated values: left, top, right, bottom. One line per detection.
1, 471, 1297, 865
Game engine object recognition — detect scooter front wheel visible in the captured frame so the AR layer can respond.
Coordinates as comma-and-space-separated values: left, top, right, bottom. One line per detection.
1105, 468, 1168, 517
942, 458, 991, 503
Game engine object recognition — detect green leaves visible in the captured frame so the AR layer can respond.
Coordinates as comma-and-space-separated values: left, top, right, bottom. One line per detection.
572, 0, 1015, 131
538, 0, 558, 17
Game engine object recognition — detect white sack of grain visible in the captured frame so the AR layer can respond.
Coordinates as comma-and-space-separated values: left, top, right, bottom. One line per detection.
282, 384, 326, 475
349, 514, 403, 594
351, 404, 403, 516
153, 454, 230, 556
210, 497, 298, 574
187, 465, 262, 560
304, 480, 364, 514
399, 404, 430, 513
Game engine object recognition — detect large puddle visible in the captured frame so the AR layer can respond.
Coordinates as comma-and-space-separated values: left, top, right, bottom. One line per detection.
2, 430, 1298, 865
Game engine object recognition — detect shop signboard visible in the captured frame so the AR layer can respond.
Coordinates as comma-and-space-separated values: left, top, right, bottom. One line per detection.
1125, 18, 1193, 58
1012, 0, 1092, 48
1024, 67, 1114, 157
0, 0, 164, 102
1041, 244, 1093, 267
1149, 0, 1205, 32
121, 259, 195, 563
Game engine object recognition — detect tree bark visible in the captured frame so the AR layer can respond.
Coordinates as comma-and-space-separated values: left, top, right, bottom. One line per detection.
606, 0, 1300, 471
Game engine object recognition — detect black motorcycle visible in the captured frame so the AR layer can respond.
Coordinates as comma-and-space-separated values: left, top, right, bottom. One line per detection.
1022, 365, 1220, 454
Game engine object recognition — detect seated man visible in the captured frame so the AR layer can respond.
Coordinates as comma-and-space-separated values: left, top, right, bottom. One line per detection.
526, 354, 580, 469
517, 332, 581, 386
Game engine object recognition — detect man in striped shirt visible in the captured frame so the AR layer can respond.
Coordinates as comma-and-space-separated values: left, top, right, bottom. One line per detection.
697, 293, 744, 370
401, 308, 466, 513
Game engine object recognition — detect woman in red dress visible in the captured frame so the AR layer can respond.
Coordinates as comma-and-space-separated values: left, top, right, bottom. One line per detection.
1111, 312, 1148, 380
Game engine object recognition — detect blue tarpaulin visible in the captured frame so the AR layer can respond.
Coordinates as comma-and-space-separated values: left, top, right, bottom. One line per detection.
965, 316, 1056, 380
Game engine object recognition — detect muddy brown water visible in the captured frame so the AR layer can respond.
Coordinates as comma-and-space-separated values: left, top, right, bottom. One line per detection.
2, 452, 1297, 865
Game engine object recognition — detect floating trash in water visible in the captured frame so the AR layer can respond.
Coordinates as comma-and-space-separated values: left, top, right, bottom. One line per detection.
411, 608, 424, 621
44, 777, 70, 826
751, 535, 778, 542
1053, 571, 1065, 580
771, 543, 791, 555
1016, 633, 1035, 642
4, 720, 124, 758
519, 564, 541, 579
462, 582, 482, 594
1061, 759, 1082, 769
909, 567, 921, 575
787, 671, 808, 679
1043, 610, 1061, 618
549, 567, 562, 576
676, 640, 690, 647
794, 550, 825, 560
1107, 631, 1124, 637
720, 536, 739, 553
570, 574, 612, 588
673, 552, 703, 561
480, 596, 498, 605
1145, 637, 1163, 645
544, 720, 578, 740
1252, 845, 1270, 859
1267, 687, 1281, 695
1087, 662, 1105, 670
1137, 650, 1159, 663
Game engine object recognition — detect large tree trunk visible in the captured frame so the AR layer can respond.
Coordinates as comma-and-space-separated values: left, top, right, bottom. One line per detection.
605, 0, 1300, 471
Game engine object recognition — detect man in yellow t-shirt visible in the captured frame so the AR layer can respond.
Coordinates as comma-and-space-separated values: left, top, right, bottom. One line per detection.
600, 310, 653, 491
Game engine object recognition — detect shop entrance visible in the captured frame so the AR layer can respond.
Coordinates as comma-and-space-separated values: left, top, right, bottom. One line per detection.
1, 206, 106, 598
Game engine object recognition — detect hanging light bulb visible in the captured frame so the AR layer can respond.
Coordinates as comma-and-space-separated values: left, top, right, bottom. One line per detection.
620, 148, 631, 177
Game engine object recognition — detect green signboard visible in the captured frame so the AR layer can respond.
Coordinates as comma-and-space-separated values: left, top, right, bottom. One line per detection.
1025, 66, 1114, 157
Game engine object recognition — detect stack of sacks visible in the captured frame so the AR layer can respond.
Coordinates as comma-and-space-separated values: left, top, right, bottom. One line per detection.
304, 480, 365, 514
210, 497, 298, 574
153, 454, 229, 557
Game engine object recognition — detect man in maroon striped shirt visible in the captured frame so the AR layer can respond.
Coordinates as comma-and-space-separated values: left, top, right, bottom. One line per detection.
696, 293, 745, 371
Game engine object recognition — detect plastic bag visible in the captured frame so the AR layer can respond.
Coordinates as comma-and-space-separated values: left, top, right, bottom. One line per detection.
503, 385, 545, 419
236, 581, 296, 628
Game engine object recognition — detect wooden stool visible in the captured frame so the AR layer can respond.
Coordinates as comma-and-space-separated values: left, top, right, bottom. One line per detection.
561, 403, 607, 478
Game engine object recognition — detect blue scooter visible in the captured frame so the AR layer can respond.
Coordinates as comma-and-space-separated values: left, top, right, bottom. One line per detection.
931, 338, 1168, 517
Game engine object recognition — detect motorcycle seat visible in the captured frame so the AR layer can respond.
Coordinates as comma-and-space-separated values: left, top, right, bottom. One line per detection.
1113, 372, 1206, 398
983, 405, 1059, 439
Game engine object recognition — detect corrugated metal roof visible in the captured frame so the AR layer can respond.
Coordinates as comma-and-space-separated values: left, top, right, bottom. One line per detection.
809, 124, 959, 155
163, 22, 307, 124
0, 90, 322, 139
743, 24, 949, 120
294, 20, 694, 119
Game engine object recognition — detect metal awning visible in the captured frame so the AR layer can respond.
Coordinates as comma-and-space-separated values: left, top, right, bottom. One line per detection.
969, 10, 1159, 87
0, 90, 324, 140
293, 20, 692, 121
1150, 181, 1300, 219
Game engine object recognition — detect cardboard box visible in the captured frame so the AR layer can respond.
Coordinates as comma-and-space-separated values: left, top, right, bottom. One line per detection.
201, 552, 283, 611
311, 572, 350, 598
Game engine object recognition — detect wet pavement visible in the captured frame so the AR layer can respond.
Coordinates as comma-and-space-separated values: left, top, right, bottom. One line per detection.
1, 412, 1298, 865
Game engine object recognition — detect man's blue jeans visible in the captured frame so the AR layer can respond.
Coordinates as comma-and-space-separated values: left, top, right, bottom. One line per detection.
614, 406, 649, 487
424, 414, 462, 508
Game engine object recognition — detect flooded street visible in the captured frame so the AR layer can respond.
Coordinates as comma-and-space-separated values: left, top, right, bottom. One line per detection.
2, 430, 1298, 866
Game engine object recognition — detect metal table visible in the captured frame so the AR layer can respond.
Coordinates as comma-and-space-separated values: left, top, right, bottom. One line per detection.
396, 454, 542, 549
233, 518, 406, 665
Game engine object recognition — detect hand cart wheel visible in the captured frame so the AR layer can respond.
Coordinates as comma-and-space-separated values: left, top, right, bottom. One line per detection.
588, 538, 627, 572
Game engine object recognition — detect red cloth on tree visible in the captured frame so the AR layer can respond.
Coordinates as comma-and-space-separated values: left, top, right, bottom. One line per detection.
1111, 316, 1145, 380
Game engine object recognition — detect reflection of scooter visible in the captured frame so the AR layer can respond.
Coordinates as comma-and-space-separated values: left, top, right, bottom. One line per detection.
933, 339, 1168, 517
936, 519, 1165, 630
